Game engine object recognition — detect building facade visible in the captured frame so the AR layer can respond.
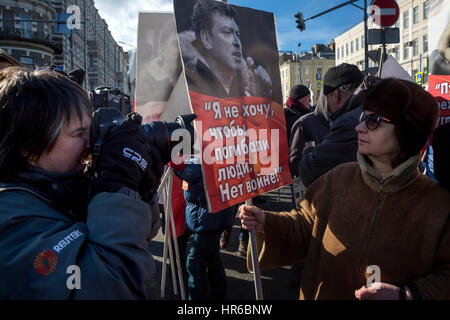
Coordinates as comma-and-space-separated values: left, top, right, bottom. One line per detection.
280, 44, 335, 106
0, 0, 129, 94
335, 0, 430, 83
0, 0, 60, 69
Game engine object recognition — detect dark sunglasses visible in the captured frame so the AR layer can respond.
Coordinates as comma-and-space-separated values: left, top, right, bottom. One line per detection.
359, 113, 394, 130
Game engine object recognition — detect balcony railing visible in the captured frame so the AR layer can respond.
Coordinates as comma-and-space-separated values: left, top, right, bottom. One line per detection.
0, 27, 62, 54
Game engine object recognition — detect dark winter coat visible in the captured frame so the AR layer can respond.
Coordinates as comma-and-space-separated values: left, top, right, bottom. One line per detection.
0, 166, 157, 299
284, 98, 311, 139
185, 59, 245, 98
289, 112, 330, 177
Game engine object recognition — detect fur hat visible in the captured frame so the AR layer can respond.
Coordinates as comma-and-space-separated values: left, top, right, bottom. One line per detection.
323, 63, 364, 95
363, 78, 439, 157
289, 84, 310, 100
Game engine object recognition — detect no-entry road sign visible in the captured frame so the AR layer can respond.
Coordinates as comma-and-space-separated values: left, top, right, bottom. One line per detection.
368, 0, 400, 28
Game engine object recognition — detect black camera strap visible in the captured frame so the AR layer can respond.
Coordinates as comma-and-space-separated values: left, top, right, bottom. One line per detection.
86, 125, 112, 202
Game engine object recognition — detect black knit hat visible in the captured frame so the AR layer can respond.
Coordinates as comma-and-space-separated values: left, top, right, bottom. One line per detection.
363, 78, 439, 157
289, 84, 310, 100
323, 63, 364, 95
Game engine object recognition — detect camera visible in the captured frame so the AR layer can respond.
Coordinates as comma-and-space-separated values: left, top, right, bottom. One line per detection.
89, 86, 132, 116
90, 93, 196, 165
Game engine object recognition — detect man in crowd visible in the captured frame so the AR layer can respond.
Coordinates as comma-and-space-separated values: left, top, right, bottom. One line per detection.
284, 84, 311, 143
298, 63, 364, 187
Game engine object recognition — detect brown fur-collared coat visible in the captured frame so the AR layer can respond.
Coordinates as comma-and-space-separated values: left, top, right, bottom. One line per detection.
248, 153, 450, 300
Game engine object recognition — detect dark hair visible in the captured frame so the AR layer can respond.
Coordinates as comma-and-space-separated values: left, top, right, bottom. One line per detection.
0, 67, 92, 180
191, 0, 237, 37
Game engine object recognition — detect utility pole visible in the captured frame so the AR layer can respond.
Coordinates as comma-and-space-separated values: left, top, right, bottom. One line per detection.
84, 0, 87, 91
363, 0, 368, 72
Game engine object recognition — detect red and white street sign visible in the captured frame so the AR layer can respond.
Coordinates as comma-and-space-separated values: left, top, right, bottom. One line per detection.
368, 0, 400, 27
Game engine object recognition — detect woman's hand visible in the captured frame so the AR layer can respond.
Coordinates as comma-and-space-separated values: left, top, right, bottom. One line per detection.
239, 204, 266, 233
355, 283, 412, 300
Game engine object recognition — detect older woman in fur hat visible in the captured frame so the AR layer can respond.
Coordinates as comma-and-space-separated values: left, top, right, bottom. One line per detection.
240, 78, 449, 300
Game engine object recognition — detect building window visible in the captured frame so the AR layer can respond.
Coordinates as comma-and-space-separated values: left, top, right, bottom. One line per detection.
351, 41, 354, 54
337, 48, 340, 59
17, 13, 33, 38
413, 6, 419, 24
403, 11, 409, 28
394, 46, 400, 60
20, 56, 35, 69
346, 43, 349, 56
305, 66, 311, 75
356, 38, 359, 51
361, 35, 365, 48
404, 45, 409, 60
423, 34, 428, 52
413, 38, 419, 56
423, 0, 429, 19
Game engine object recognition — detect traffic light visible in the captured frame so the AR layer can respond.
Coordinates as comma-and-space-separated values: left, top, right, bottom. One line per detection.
295, 12, 305, 31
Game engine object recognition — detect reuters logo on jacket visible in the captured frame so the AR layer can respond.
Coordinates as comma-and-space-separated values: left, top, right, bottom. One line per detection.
34, 250, 58, 276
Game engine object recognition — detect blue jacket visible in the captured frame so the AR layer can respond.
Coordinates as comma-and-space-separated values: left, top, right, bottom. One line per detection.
0, 180, 156, 299
173, 158, 235, 233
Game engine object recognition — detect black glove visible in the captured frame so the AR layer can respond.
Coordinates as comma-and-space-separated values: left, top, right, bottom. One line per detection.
89, 112, 163, 199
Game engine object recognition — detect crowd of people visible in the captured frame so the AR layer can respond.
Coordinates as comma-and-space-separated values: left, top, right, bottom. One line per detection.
241, 64, 450, 300
1, 24, 449, 301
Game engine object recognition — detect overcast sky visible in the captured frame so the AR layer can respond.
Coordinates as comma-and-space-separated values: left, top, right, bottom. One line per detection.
94, 0, 365, 53
94, 0, 173, 49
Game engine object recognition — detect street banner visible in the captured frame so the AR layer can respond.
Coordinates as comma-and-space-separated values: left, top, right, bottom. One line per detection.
173, 0, 291, 213
422, 0, 449, 181
429, 75, 450, 126
136, 12, 187, 123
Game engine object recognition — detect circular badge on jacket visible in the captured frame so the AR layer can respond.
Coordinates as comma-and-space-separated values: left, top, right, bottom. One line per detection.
34, 250, 58, 276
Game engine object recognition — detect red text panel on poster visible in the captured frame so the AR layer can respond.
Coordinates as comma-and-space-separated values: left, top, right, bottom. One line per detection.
190, 91, 292, 213
429, 75, 450, 126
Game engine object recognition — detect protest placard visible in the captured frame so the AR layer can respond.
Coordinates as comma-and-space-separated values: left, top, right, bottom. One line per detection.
429, 75, 450, 126
135, 12, 190, 123
174, 0, 291, 213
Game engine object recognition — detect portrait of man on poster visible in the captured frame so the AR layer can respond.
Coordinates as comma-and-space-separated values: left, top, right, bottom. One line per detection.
178, 0, 273, 99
